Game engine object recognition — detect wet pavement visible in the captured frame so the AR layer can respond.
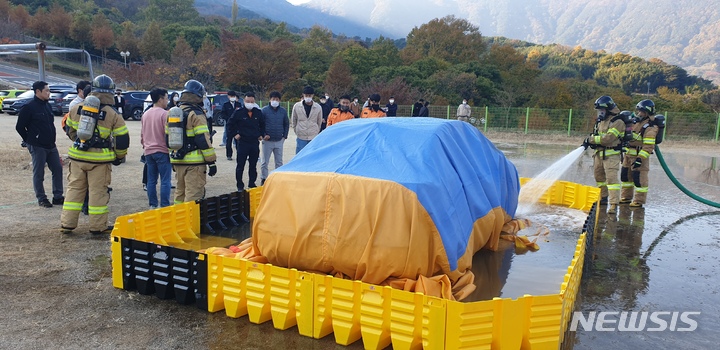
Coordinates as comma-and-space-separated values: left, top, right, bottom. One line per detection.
498, 143, 720, 349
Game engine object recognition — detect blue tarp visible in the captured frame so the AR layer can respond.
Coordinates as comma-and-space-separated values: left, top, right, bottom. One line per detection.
277, 117, 520, 270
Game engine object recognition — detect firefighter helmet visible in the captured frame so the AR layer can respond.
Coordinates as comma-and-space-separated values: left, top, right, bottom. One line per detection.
635, 99, 655, 115
181, 80, 206, 99
91, 74, 116, 94
594, 95, 617, 110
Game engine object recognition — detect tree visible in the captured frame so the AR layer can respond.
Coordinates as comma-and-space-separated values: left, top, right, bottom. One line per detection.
170, 35, 195, 81
323, 56, 354, 98
91, 13, 115, 61
70, 13, 93, 50
141, 0, 199, 26
48, 3, 71, 43
9, 5, 31, 31
104, 59, 173, 90
30, 7, 51, 38
296, 26, 338, 87
231, 0, 238, 25
358, 77, 419, 105
221, 33, 300, 96
139, 21, 169, 61
116, 21, 139, 61
0, 0, 10, 22
191, 35, 223, 92
371, 36, 401, 68
402, 16, 486, 64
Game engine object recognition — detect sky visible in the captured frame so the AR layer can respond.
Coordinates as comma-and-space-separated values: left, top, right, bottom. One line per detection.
286, 0, 311, 4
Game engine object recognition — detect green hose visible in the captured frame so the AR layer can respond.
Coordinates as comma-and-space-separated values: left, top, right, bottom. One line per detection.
654, 145, 720, 208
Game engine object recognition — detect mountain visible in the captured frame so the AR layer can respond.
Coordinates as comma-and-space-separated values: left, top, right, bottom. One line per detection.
195, 0, 389, 39
300, 0, 720, 83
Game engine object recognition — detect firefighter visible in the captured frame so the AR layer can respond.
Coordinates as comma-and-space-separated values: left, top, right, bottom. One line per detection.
170, 80, 217, 204
61, 75, 129, 235
582, 95, 625, 215
361, 94, 386, 118
620, 100, 659, 208
326, 95, 355, 126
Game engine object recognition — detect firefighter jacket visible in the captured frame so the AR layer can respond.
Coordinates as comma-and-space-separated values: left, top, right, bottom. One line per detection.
626, 116, 658, 160
327, 108, 355, 126
589, 116, 625, 157
66, 93, 129, 163
361, 107, 386, 118
169, 100, 216, 166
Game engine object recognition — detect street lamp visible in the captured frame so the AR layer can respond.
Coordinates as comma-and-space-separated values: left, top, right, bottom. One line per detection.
647, 82, 651, 95
120, 51, 130, 68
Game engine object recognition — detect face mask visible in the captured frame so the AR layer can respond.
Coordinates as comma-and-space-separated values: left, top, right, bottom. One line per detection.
270, 100, 280, 108
173, 96, 179, 102
245, 103, 257, 110
340, 105, 349, 112
229, 97, 237, 102
304, 97, 313, 103
325, 95, 329, 99
354, 99, 358, 103
371, 104, 380, 111
389, 99, 395, 104
320, 99, 327, 104
462, 101, 467, 105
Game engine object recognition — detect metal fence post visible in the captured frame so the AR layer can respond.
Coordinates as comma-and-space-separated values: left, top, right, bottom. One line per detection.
484, 106, 488, 133
664, 111, 668, 142
716, 113, 720, 142
567, 109, 573, 136
446, 105, 450, 119
524, 107, 530, 134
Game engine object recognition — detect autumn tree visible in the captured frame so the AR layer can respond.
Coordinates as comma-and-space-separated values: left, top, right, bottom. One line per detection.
70, 13, 93, 50
48, 3, 71, 43
357, 77, 419, 106
221, 33, 300, 97
323, 56, 354, 98
402, 16, 486, 65
191, 35, 223, 92
104, 59, 172, 91
139, 21, 169, 61
115, 21, 140, 61
30, 7, 52, 38
91, 13, 115, 61
9, 5, 31, 32
170, 35, 195, 82
0, 0, 9, 22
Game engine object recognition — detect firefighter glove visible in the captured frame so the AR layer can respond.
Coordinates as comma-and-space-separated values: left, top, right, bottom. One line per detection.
581, 137, 590, 150
208, 162, 217, 177
112, 158, 124, 166
632, 158, 642, 169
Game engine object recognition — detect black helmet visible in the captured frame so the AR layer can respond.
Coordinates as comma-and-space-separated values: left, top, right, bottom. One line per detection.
92, 74, 115, 94
636, 99, 655, 115
617, 110, 633, 123
182, 79, 206, 98
594, 95, 616, 110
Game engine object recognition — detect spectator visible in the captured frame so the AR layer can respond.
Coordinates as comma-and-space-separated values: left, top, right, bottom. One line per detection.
15, 80, 64, 208
222, 91, 243, 159
412, 98, 424, 116
291, 86, 323, 154
457, 98, 471, 122
361, 94, 386, 118
319, 93, 333, 132
419, 101, 430, 117
327, 95, 355, 127
385, 96, 397, 116
350, 97, 361, 117
68, 80, 92, 112
227, 92, 265, 190
114, 89, 125, 116
362, 96, 370, 109
203, 93, 214, 143
260, 91, 289, 185
167, 92, 180, 109
141, 88, 172, 208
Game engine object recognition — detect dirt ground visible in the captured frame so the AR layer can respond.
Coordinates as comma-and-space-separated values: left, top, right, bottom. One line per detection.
0, 116, 716, 349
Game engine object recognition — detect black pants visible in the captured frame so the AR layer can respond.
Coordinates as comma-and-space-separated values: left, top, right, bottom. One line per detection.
226, 139, 236, 158
235, 141, 260, 190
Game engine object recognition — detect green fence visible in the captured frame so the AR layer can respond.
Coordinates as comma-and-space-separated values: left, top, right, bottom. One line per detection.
254, 102, 720, 142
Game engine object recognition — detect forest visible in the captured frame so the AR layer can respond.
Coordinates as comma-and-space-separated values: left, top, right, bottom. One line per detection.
3, 0, 720, 114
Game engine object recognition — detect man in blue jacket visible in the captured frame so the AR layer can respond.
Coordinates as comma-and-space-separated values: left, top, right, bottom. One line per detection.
15, 81, 64, 208
226, 92, 266, 190
260, 91, 289, 185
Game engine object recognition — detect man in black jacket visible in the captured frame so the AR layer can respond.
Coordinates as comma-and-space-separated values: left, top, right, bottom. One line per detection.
226, 92, 266, 190
15, 81, 64, 208
412, 98, 424, 116
221, 90, 242, 159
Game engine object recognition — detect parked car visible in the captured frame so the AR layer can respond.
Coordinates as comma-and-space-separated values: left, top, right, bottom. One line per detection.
48, 89, 75, 116
61, 93, 78, 114
121, 91, 150, 120
0, 90, 26, 113
209, 93, 229, 126
2, 90, 35, 115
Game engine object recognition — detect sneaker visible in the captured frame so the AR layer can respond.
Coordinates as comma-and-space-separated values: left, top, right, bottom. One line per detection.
90, 225, 114, 235
219, 143, 226, 147
629, 202, 643, 208
52, 197, 65, 205
248, 183, 257, 188
39, 199, 53, 208
143, 183, 147, 191
607, 204, 617, 214
60, 226, 74, 234
260, 178, 266, 186
227, 157, 233, 161
598, 197, 608, 205
619, 198, 632, 204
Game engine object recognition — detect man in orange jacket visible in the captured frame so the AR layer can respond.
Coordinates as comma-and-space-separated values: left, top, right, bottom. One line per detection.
361, 93, 386, 118
327, 95, 355, 127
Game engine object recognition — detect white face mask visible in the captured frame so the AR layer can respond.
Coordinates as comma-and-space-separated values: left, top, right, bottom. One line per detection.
462, 101, 467, 105
173, 96, 179, 102
270, 100, 280, 108
245, 103, 257, 110
304, 97, 313, 103
325, 95, 329, 99
354, 99, 358, 103
389, 99, 395, 104
229, 97, 237, 102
